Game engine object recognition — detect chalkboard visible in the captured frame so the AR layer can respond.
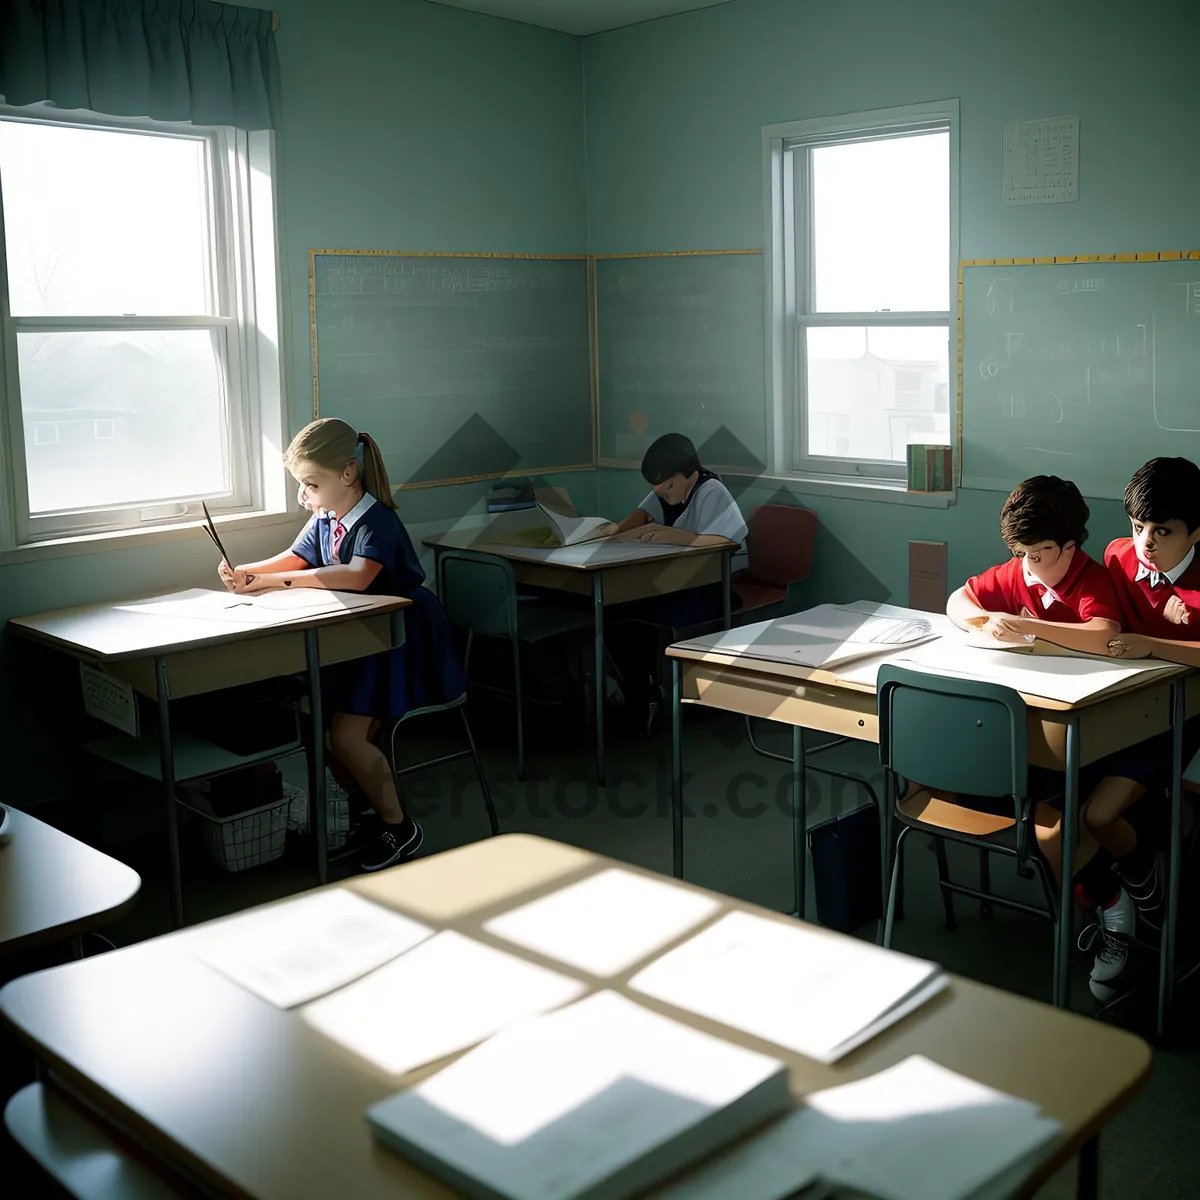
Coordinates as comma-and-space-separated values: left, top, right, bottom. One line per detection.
595, 253, 767, 473
960, 256, 1200, 499
311, 252, 592, 487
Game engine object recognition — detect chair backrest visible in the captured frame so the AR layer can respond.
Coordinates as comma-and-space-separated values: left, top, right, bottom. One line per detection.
436, 550, 518, 640
746, 504, 817, 587
876, 665, 1028, 802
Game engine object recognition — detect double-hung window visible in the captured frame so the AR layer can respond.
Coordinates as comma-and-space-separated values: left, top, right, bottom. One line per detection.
0, 107, 283, 546
765, 101, 958, 484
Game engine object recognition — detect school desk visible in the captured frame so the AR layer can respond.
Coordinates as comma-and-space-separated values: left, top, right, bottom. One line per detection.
423, 534, 734, 786
666, 616, 1195, 1025
8, 590, 410, 929
0, 803, 141, 959
0, 834, 1151, 1200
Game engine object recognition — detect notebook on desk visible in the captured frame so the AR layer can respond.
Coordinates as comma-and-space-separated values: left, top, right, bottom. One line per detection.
366, 990, 791, 1200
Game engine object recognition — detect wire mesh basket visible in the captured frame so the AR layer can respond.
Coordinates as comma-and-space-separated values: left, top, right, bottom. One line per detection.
179, 786, 293, 873
285, 771, 351, 851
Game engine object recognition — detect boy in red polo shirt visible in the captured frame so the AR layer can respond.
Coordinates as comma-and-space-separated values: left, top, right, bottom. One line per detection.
947, 475, 1121, 654
1069, 458, 1200, 999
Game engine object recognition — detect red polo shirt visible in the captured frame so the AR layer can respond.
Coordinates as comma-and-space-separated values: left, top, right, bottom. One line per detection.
1105, 537, 1200, 639
967, 551, 1121, 624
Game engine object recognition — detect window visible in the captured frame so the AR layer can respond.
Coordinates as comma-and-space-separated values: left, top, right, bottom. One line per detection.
765, 102, 957, 483
0, 107, 284, 545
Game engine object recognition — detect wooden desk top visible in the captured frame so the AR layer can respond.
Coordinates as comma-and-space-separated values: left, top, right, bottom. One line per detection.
423, 531, 727, 573
0, 834, 1151, 1200
666, 634, 1191, 714
0, 805, 141, 957
9, 590, 411, 663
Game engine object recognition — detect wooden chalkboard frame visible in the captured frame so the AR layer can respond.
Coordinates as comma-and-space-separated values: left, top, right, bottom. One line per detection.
308, 249, 593, 490
956, 250, 1200, 489
591, 249, 764, 473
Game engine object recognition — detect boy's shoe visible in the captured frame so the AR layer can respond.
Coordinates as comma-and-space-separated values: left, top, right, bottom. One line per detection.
360, 817, 424, 872
1118, 851, 1165, 930
1077, 887, 1136, 1002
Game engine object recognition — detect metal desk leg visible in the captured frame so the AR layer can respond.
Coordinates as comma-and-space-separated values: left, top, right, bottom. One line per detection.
154, 657, 183, 929
593, 572, 606, 789
1076, 1134, 1099, 1200
876, 769, 893, 945
722, 549, 732, 630
1159, 680, 1186, 1036
305, 628, 328, 885
1057, 718, 1080, 1009
793, 726, 807, 920
672, 657, 684, 879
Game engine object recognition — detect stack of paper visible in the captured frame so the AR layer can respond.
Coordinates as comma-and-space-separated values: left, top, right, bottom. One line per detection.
629, 911, 947, 1065
192, 890, 432, 1008
366, 990, 791, 1200
674, 603, 943, 671
656, 1056, 1062, 1200
303, 930, 586, 1075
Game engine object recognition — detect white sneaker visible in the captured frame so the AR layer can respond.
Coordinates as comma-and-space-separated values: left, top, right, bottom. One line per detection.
1077, 888, 1135, 1002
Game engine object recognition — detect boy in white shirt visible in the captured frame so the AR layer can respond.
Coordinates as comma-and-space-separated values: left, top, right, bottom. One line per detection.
607, 433, 748, 731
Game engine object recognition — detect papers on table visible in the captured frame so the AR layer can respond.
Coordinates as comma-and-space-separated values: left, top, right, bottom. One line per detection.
656, 1056, 1061, 1200
864, 632, 1176, 705
629, 910, 947, 1065
366, 990, 791, 1200
193, 890, 432, 1008
675, 603, 943, 671
303, 930, 586, 1075
115, 588, 377, 625
484, 868, 719, 977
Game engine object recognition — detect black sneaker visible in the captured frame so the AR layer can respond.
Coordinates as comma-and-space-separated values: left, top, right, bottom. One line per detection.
1119, 851, 1165, 930
360, 818, 424, 872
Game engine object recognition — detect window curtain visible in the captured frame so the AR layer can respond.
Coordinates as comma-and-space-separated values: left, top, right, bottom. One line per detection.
0, 0, 281, 130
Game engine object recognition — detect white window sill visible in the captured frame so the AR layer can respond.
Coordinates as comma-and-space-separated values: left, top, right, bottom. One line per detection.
761, 474, 957, 507
0, 508, 304, 565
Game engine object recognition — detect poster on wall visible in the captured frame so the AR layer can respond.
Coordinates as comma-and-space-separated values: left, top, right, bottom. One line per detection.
1002, 116, 1079, 206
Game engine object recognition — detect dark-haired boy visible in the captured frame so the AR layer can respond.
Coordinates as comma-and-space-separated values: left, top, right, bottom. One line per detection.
1077, 457, 1200, 999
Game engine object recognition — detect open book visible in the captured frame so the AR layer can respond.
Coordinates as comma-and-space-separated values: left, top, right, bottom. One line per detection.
367, 990, 790, 1200
486, 501, 614, 549
674, 603, 941, 672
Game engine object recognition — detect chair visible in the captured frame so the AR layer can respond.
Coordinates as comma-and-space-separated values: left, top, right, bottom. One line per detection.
876, 665, 1061, 1003
731, 504, 818, 620
436, 549, 593, 780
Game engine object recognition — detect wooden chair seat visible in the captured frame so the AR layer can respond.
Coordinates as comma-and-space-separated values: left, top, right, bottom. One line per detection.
899, 789, 1016, 837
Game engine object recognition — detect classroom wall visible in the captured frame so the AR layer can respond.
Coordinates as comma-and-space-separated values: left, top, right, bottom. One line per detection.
584, 0, 1200, 604
0, 0, 591, 796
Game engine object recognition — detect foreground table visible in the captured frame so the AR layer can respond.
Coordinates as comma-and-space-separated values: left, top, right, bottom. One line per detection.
0, 833, 1151, 1200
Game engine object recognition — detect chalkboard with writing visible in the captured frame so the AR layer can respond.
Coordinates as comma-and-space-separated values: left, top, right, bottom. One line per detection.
311, 252, 592, 487
960, 257, 1200, 498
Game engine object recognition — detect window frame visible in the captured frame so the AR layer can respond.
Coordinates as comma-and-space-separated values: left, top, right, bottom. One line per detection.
0, 104, 286, 548
763, 100, 959, 486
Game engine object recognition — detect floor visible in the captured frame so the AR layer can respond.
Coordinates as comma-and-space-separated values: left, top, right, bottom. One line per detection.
4, 689, 1200, 1198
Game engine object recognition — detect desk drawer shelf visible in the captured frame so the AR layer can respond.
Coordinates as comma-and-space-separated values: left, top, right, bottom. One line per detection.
85, 731, 304, 784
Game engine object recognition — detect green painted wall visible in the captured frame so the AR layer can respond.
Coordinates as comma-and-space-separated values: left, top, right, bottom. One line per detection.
584, 0, 1200, 601
1, 0, 590, 790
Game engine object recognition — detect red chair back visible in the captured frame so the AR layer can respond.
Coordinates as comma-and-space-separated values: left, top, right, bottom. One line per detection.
746, 504, 817, 586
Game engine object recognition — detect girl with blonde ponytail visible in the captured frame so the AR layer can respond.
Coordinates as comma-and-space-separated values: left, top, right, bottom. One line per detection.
218, 417, 465, 871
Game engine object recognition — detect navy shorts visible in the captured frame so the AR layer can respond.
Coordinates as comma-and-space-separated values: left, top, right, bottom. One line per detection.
1086, 714, 1200, 791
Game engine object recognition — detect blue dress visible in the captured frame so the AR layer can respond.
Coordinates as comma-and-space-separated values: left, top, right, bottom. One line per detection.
290, 497, 466, 720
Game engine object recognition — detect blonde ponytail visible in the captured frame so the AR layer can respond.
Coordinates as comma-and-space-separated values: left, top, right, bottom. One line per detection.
284, 418, 396, 508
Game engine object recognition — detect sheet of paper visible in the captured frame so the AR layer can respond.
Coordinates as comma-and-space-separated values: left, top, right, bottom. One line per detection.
484, 868, 719, 977
675, 604, 942, 671
367, 991, 789, 1200
629, 911, 944, 1065
303, 930, 586, 1075
193, 890, 432, 1008
656, 1057, 1060, 1200
116, 588, 376, 625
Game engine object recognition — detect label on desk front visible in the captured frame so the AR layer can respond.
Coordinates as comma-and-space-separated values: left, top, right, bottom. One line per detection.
80, 663, 139, 737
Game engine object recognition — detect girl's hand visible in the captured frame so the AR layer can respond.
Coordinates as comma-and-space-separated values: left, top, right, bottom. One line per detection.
218, 560, 237, 591
229, 568, 263, 594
